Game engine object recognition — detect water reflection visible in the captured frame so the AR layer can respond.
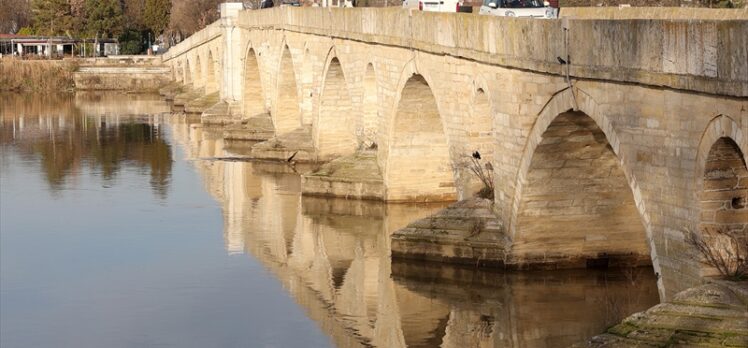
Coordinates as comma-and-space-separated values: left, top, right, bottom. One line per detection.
173, 122, 660, 348
1, 93, 173, 198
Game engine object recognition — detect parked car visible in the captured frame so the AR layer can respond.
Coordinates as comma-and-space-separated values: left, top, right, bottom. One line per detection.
479, 0, 558, 18
402, 0, 469, 13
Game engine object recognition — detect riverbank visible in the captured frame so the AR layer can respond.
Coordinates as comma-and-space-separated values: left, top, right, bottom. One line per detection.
0, 58, 77, 92
0, 56, 171, 92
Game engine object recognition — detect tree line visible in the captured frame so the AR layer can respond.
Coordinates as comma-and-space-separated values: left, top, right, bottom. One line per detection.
0, 0, 228, 54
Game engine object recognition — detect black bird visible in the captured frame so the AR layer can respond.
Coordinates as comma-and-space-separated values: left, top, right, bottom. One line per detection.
557, 56, 568, 65
472, 151, 481, 160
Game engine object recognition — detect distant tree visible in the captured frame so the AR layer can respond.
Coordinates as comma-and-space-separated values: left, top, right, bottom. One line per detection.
84, 0, 125, 38
31, 0, 77, 36
69, 0, 86, 17
118, 28, 146, 54
169, 0, 222, 37
143, 0, 172, 35
0, 0, 31, 34
17, 27, 35, 36
124, 0, 148, 30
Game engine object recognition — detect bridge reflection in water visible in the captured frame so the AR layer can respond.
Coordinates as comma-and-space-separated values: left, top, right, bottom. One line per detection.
169, 119, 660, 348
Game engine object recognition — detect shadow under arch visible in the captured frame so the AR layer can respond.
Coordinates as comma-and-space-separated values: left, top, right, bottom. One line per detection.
384, 72, 456, 202
315, 48, 356, 161
274, 43, 302, 135
508, 88, 661, 293
693, 115, 748, 278
242, 45, 267, 119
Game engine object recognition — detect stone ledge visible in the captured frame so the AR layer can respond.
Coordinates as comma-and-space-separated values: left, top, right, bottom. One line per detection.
301, 151, 384, 200
172, 88, 203, 107
185, 92, 219, 114
250, 126, 316, 162
223, 113, 275, 141
159, 82, 184, 100
391, 198, 508, 267
580, 281, 748, 348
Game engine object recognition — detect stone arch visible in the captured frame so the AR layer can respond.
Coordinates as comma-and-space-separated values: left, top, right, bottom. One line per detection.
509, 88, 657, 273
694, 115, 748, 278
360, 62, 378, 149
273, 44, 302, 135
314, 50, 356, 161
243, 46, 266, 118
205, 49, 217, 93
384, 73, 456, 202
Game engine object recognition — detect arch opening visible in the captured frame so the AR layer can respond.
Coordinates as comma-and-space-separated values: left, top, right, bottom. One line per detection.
514, 111, 649, 267
316, 57, 356, 160
243, 48, 266, 118
205, 50, 217, 94
360, 63, 378, 149
697, 137, 747, 277
274, 45, 302, 135
386, 74, 455, 202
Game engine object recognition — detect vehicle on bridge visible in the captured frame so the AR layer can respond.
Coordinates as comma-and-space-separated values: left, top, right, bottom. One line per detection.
402, 0, 470, 13
479, 0, 558, 18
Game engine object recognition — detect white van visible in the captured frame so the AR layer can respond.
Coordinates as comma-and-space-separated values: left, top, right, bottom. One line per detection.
479, 0, 558, 18
402, 0, 466, 13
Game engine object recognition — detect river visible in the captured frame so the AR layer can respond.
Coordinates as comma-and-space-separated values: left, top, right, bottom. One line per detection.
0, 92, 660, 348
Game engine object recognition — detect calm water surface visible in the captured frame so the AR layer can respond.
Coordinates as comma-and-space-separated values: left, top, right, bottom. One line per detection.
0, 92, 660, 348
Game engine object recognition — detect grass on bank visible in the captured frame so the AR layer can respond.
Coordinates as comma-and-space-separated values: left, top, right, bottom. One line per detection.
0, 58, 78, 92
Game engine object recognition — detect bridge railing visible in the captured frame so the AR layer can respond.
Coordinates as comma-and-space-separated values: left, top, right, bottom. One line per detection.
162, 21, 222, 61
236, 7, 747, 97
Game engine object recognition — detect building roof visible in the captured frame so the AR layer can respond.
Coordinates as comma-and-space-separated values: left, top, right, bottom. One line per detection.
0, 34, 118, 44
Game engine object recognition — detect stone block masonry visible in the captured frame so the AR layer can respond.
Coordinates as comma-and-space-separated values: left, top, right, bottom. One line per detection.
161, 5, 748, 300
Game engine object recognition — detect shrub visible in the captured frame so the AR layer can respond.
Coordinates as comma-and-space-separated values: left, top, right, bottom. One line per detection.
467, 151, 494, 199
686, 227, 747, 280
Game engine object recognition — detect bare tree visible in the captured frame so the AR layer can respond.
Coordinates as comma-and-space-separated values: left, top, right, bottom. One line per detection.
0, 0, 31, 34
687, 227, 747, 280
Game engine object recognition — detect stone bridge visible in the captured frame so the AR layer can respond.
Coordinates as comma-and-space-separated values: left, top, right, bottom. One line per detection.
160, 4, 748, 299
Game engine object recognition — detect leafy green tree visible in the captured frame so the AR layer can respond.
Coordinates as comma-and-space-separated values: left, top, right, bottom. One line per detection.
84, 0, 124, 38
118, 28, 146, 54
143, 0, 171, 36
31, 0, 77, 36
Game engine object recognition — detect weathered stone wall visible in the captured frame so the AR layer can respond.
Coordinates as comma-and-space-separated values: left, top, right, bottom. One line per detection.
560, 6, 748, 18
560, 0, 747, 8
73, 66, 172, 91
162, 7, 748, 299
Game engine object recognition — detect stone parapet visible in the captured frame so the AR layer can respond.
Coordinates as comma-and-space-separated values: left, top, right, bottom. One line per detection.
561, 6, 748, 20
234, 7, 747, 97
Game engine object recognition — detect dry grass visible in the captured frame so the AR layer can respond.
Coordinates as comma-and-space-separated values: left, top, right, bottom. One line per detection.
0, 58, 78, 92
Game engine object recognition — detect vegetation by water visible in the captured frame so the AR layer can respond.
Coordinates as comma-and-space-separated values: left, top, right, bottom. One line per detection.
0, 58, 77, 92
